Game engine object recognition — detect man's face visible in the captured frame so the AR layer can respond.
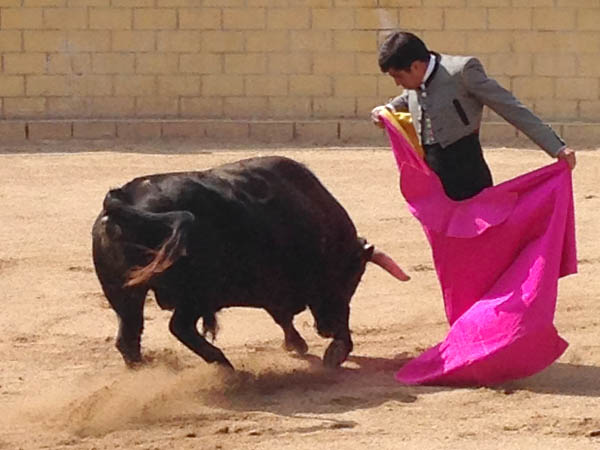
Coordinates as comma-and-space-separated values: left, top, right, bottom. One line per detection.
388, 61, 426, 90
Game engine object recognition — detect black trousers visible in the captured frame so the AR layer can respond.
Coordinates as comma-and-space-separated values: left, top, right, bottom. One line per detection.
423, 133, 493, 201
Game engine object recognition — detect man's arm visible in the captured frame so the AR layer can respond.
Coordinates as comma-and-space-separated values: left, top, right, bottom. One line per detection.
371, 91, 409, 128
461, 58, 567, 157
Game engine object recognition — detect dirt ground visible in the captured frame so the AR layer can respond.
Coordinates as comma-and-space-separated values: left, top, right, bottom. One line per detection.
0, 140, 599, 450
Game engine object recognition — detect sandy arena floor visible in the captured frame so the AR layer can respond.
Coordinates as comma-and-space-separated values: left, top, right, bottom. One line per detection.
0, 141, 599, 449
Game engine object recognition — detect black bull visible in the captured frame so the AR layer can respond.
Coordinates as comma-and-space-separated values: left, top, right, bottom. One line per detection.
92, 156, 409, 370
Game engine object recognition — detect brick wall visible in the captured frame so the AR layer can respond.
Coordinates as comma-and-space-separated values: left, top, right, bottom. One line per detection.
0, 1, 599, 144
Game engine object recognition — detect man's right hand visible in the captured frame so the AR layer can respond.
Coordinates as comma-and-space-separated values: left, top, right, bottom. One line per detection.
370, 105, 387, 128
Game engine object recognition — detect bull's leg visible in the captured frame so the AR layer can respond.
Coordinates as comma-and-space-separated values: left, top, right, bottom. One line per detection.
268, 311, 308, 355
311, 301, 353, 368
101, 283, 147, 367
169, 308, 234, 370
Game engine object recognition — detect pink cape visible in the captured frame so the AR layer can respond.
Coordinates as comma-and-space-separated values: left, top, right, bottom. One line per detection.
382, 116, 578, 386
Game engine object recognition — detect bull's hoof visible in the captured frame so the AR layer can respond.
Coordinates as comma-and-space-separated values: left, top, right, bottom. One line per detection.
284, 337, 309, 355
323, 340, 351, 368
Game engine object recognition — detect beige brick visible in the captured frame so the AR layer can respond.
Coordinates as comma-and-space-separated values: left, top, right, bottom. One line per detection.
24, 30, 67, 51
269, 97, 312, 118
24, 0, 66, 5
205, 121, 249, 141
512, 31, 559, 53
422, 0, 466, 6
577, 8, 600, 30
3, 53, 47, 74
70, 75, 112, 96
158, 75, 200, 96
136, 97, 179, 117
90, 97, 135, 117
0, 121, 27, 140
47, 53, 93, 74
356, 53, 384, 75
398, 8, 443, 30
579, 100, 600, 121
180, 97, 223, 118
533, 54, 576, 77
479, 122, 518, 146
244, 75, 287, 96
2, 8, 43, 29
267, 54, 311, 74
295, 121, 339, 144
357, 96, 385, 116
73, 121, 116, 138
377, 77, 400, 98
28, 121, 72, 140
578, 55, 600, 77
334, 30, 377, 52
558, 0, 600, 5
487, 54, 532, 77
313, 97, 356, 118
512, 76, 554, 99
378, 0, 419, 5
0, 31, 22, 51
3, 98, 46, 117
246, 30, 289, 52
223, 8, 265, 30
157, 31, 201, 52
67, 31, 111, 51
180, 53, 222, 74
512, 0, 552, 5
27, 75, 69, 96
134, 8, 177, 30
249, 121, 294, 142
224, 97, 269, 118
0, 0, 22, 5
115, 75, 155, 96
203, 31, 244, 52
289, 0, 333, 6
355, 8, 398, 30
556, 78, 598, 100
179, 8, 221, 30
112, 31, 156, 51
467, 0, 510, 5
162, 121, 208, 137
334, 75, 377, 96
335, 0, 377, 5
465, 31, 512, 53
313, 53, 355, 74
117, 121, 162, 139
422, 31, 466, 54
112, 0, 153, 5
488, 8, 531, 30
248, 0, 287, 5
267, 8, 310, 30
69, 0, 111, 6
44, 8, 87, 29
136, 53, 178, 74
290, 75, 331, 96
556, 32, 600, 53
563, 123, 600, 147
202, 75, 244, 96
204, 0, 244, 6
225, 54, 266, 74
533, 8, 576, 31
290, 30, 332, 51
340, 119, 386, 144
90, 8, 132, 29
445, 7, 486, 30
533, 100, 578, 120
135, 96, 179, 117
47, 97, 90, 117
156, 0, 204, 5
312, 8, 354, 29
93, 53, 135, 73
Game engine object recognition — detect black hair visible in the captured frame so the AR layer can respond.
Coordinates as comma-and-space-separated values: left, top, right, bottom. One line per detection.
378, 31, 430, 73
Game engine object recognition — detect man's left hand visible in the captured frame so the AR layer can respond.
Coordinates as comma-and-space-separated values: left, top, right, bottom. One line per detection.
557, 147, 576, 170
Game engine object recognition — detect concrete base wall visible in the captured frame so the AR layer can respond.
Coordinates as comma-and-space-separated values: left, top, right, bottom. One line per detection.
0, 119, 598, 149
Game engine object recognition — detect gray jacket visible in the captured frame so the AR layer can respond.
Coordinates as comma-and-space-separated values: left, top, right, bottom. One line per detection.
389, 53, 565, 156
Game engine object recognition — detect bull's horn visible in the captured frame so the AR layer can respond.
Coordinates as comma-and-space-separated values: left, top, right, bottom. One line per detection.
370, 249, 410, 281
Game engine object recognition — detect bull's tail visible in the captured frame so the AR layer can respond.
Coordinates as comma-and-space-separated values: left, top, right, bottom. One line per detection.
103, 190, 195, 287
362, 241, 410, 281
